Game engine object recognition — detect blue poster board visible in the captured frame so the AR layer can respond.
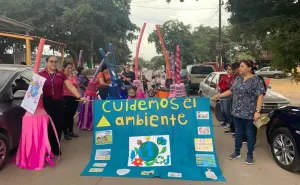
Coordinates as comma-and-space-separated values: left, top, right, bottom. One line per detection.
81, 97, 225, 181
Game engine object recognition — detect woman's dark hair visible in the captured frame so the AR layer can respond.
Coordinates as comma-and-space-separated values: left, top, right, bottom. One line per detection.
128, 86, 137, 91
240, 60, 267, 94
231, 62, 240, 70
225, 64, 232, 69
101, 64, 108, 72
63, 61, 73, 69
77, 66, 84, 73
46, 55, 56, 62
240, 60, 258, 74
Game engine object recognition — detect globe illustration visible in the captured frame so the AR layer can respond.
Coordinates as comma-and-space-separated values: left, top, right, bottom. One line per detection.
138, 141, 159, 162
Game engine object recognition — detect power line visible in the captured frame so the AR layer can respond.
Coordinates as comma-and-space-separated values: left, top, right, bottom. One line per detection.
130, 5, 217, 10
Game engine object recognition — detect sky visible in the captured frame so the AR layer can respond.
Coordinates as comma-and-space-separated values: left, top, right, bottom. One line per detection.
127, 0, 231, 60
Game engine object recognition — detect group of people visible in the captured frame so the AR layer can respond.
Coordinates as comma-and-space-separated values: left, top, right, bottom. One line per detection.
213, 60, 267, 165
38, 56, 150, 158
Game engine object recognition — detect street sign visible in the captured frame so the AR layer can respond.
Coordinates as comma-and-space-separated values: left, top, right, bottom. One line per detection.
216, 42, 223, 50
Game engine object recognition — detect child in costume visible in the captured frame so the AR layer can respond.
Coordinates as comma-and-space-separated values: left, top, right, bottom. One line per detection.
78, 81, 98, 130
127, 86, 137, 99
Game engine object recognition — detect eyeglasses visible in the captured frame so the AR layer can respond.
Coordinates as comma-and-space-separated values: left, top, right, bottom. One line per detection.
49, 60, 57, 63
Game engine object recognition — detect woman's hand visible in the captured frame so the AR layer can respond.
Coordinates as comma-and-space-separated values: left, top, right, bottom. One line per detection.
212, 94, 221, 101
254, 112, 261, 121
79, 97, 89, 104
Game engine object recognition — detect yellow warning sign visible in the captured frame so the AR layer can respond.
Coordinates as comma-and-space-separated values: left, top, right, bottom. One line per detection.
97, 116, 111, 127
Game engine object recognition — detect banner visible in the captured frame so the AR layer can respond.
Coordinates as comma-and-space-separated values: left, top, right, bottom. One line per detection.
81, 98, 225, 181
21, 74, 46, 114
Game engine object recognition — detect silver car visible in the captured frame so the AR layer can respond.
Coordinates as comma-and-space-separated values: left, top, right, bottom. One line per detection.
199, 72, 290, 115
256, 67, 286, 79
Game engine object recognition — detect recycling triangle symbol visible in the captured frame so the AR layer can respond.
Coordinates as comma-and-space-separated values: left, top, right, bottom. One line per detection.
97, 116, 111, 127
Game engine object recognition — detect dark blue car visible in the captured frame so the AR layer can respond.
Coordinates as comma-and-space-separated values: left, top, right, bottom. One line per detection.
267, 106, 300, 172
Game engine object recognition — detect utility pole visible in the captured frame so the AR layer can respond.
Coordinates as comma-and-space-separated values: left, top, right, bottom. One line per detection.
218, 0, 222, 71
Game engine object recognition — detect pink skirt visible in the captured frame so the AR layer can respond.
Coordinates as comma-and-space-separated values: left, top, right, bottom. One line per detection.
16, 108, 60, 170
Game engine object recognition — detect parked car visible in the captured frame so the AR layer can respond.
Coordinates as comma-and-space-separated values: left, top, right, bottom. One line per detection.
187, 64, 215, 90
256, 67, 286, 79
267, 106, 300, 172
198, 72, 290, 120
0, 64, 32, 170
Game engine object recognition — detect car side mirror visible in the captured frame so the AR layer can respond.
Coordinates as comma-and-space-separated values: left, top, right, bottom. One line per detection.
13, 90, 27, 100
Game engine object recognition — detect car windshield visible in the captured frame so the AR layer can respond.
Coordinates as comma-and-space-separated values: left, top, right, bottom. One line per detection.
191, 66, 214, 74
0, 70, 14, 91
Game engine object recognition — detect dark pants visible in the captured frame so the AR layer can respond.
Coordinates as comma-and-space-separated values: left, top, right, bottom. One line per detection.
98, 87, 108, 100
63, 96, 78, 135
43, 97, 64, 156
219, 96, 232, 123
233, 117, 257, 157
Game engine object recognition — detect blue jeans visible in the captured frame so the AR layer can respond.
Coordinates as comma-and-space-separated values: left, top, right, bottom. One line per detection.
219, 96, 232, 123
233, 117, 257, 157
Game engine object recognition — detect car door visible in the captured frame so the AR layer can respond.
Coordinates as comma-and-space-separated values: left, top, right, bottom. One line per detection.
208, 74, 219, 107
201, 73, 215, 97
257, 67, 270, 77
3, 70, 33, 148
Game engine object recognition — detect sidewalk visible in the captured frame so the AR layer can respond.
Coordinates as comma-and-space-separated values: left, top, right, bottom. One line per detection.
0, 119, 299, 185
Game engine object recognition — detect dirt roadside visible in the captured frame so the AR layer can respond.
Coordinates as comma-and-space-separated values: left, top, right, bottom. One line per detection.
270, 78, 300, 106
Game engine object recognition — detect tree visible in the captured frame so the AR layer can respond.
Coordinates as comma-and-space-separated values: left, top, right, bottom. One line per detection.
0, 0, 138, 63
133, 57, 149, 68
226, 0, 300, 81
148, 20, 195, 65
150, 56, 165, 68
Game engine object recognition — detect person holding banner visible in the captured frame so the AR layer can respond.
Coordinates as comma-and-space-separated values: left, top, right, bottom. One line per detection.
39, 56, 87, 156
213, 60, 266, 165
97, 64, 112, 100
62, 61, 80, 140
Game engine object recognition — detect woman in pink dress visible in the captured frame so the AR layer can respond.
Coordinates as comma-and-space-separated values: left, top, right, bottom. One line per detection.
62, 62, 80, 140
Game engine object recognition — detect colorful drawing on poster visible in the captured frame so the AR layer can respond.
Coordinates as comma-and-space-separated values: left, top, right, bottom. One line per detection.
89, 168, 104, 173
95, 149, 111, 160
128, 135, 171, 167
141, 170, 155, 176
198, 127, 211, 135
21, 73, 46, 114
116, 169, 130, 176
95, 130, 112, 145
194, 138, 213, 152
93, 163, 107, 167
97, 116, 111, 127
196, 111, 209, 119
168, 172, 182, 178
205, 169, 217, 180
196, 154, 217, 167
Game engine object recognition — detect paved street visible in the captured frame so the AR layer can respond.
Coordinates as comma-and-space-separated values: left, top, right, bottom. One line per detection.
0, 113, 300, 185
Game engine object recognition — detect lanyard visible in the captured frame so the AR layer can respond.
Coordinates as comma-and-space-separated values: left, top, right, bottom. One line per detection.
47, 70, 56, 97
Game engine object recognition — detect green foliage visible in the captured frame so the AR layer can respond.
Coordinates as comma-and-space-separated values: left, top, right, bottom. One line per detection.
0, 0, 138, 63
226, 0, 300, 80
148, 20, 238, 66
150, 56, 165, 68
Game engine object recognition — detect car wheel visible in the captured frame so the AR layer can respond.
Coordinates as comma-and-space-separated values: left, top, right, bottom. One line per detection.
273, 74, 281, 79
270, 127, 300, 172
214, 102, 222, 122
0, 133, 9, 171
